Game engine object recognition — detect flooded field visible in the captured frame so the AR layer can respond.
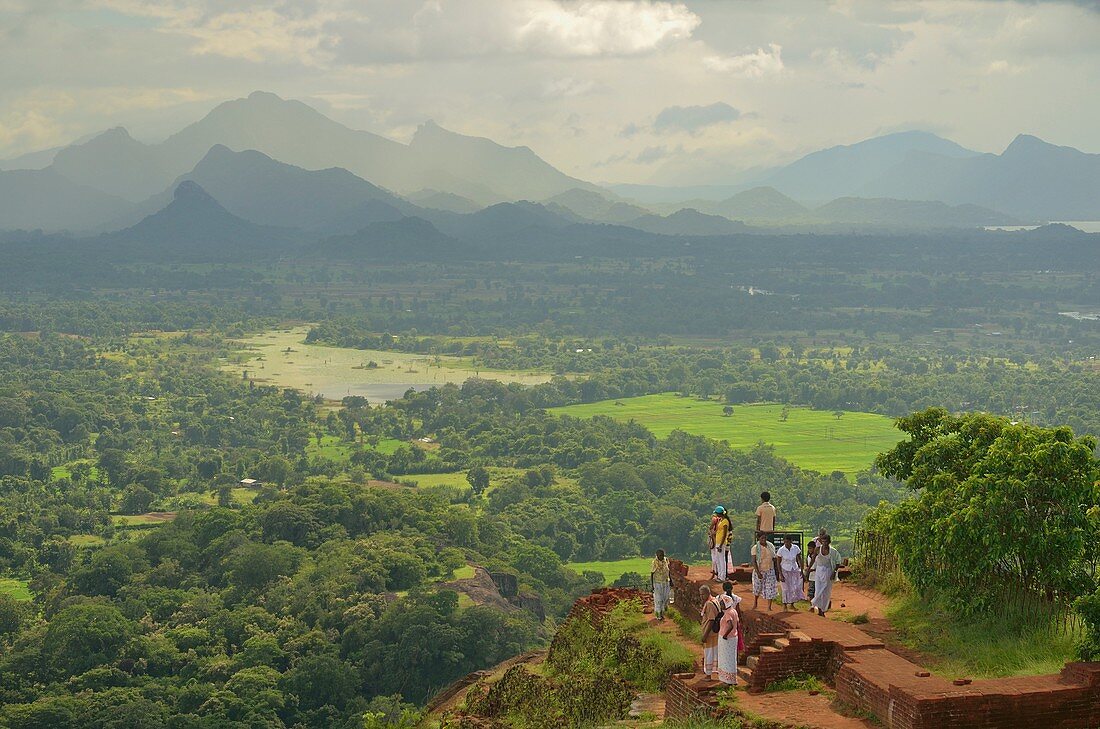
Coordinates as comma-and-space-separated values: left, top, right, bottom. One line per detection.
227, 326, 552, 403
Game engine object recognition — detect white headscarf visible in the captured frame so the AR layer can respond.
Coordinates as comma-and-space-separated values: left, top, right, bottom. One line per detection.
718, 593, 740, 610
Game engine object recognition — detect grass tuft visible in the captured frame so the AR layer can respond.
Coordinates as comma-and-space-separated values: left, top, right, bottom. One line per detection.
764, 674, 828, 693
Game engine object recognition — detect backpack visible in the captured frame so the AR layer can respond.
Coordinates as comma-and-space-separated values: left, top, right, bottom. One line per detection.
708, 597, 723, 632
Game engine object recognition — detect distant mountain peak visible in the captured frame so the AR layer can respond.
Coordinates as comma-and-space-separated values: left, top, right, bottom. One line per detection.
197, 144, 235, 162
998, 134, 1082, 158
247, 90, 283, 101
101, 126, 136, 140
1004, 133, 1040, 149
172, 180, 219, 204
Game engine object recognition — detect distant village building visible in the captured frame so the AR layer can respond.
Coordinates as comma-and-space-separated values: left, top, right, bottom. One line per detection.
239, 478, 262, 487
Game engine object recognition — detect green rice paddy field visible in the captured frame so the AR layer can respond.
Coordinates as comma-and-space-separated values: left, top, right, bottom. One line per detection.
550, 394, 904, 478
566, 557, 708, 585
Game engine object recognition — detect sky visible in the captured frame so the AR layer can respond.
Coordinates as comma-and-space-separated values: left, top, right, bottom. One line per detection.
1, 0, 1098, 185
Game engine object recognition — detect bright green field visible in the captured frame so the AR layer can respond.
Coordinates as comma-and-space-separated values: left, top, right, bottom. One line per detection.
550, 394, 903, 477
399, 467, 525, 492
67, 534, 105, 548
0, 578, 32, 601
566, 557, 708, 586
567, 558, 654, 585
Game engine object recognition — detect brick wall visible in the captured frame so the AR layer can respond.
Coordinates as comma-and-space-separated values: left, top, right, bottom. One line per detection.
835, 652, 1100, 729
748, 638, 843, 691
740, 610, 788, 653
663, 673, 723, 720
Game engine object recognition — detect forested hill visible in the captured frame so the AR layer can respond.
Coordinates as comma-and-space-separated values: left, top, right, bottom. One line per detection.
0, 329, 908, 726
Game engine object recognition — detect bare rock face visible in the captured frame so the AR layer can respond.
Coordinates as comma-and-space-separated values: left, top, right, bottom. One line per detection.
488, 571, 518, 598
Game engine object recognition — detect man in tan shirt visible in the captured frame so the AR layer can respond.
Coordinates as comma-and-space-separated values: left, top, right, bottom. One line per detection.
755, 492, 777, 536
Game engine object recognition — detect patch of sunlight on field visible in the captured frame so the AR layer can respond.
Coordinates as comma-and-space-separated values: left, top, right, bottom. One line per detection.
549, 393, 904, 479
225, 326, 553, 402
399, 467, 524, 492
451, 565, 477, 580
0, 578, 32, 601
68, 534, 106, 548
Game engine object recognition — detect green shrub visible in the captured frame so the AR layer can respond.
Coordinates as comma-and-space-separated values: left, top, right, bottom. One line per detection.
1073, 587, 1100, 661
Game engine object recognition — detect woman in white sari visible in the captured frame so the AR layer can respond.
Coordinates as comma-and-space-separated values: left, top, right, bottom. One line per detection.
716, 584, 741, 685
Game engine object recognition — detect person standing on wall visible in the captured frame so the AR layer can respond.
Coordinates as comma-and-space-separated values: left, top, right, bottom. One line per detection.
751, 532, 780, 611
710, 507, 731, 582
650, 549, 671, 622
708, 508, 721, 579
755, 492, 776, 537
776, 534, 805, 610
809, 533, 841, 617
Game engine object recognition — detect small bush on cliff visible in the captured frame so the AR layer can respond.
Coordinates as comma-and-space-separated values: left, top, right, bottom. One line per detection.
461, 664, 631, 728
547, 599, 691, 691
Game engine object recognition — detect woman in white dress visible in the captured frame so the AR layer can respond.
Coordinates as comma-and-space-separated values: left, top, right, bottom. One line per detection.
716, 583, 741, 685
809, 534, 840, 617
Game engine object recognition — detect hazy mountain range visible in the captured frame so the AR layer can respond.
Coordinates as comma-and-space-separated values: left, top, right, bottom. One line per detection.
1, 90, 1098, 238
610, 131, 1100, 221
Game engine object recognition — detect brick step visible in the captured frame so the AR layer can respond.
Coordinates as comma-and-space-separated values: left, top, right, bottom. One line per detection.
772, 637, 790, 649
743, 631, 787, 655
736, 666, 753, 683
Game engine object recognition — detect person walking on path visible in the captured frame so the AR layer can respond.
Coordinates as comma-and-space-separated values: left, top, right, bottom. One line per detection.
699, 585, 722, 678
650, 549, 671, 621
751, 532, 780, 611
755, 492, 777, 537
776, 534, 804, 609
809, 534, 841, 617
716, 590, 740, 685
710, 507, 731, 581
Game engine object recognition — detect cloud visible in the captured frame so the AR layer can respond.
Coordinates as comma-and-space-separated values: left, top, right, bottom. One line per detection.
300, 0, 700, 65
541, 76, 598, 98
703, 43, 783, 77
635, 144, 682, 163
653, 101, 740, 134
511, 0, 700, 57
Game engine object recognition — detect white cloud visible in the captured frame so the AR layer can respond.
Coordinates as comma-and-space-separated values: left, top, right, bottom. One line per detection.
340, 0, 701, 63
703, 43, 784, 77
512, 1, 699, 57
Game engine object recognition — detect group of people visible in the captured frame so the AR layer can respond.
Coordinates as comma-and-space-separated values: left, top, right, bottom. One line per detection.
706, 492, 841, 616
647, 492, 843, 687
